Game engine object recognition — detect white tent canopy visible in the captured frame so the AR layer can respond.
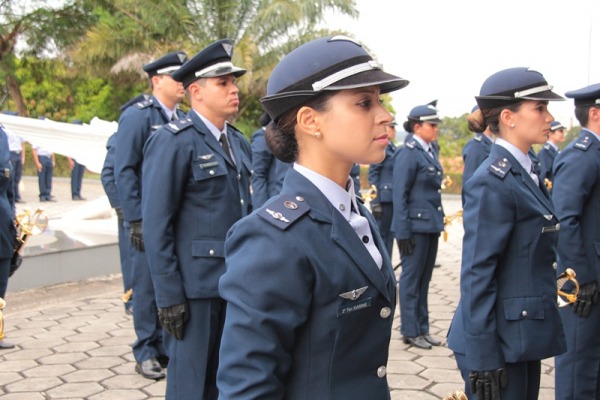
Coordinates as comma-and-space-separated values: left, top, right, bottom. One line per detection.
0, 114, 117, 174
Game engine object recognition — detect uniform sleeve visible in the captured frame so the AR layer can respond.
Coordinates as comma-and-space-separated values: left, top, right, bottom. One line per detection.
114, 108, 147, 222
250, 130, 272, 208
100, 134, 120, 209
537, 149, 552, 183
141, 130, 188, 307
552, 149, 597, 285
391, 148, 417, 240
218, 218, 313, 399
461, 175, 514, 371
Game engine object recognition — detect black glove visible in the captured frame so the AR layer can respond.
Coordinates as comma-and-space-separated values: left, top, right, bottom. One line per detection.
129, 220, 145, 251
371, 203, 382, 220
158, 303, 189, 340
573, 281, 599, 317
397, 238, 415, 256
115, 207, 124, 222
9, 251, 22, 278
469, 369, 507, 400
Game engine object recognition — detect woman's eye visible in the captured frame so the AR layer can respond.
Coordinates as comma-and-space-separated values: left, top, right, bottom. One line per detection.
358, 99, 372, 108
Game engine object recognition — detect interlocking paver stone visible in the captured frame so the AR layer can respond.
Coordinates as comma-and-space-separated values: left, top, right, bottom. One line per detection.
0, 191, 560, 399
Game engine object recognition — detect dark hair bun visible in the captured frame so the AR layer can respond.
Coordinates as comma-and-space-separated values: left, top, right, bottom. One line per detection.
467, 109, 487, 133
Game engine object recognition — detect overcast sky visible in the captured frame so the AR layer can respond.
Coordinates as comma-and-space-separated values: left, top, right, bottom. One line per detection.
327, 0, 598, 127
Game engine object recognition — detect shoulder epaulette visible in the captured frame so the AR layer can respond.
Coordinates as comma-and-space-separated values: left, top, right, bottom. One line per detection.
164, 118, 194, 135
488, 157, 512, 180
543, 143, 551, 151
474, 134, 482, 142
258, 194, 310, 230
405, 140, 416, 149
574, 135, 593, 151
134, 99, 154, 109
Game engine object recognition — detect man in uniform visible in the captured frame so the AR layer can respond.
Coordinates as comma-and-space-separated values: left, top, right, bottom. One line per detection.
114, 51, 187, 380
368, 120, 398, 259
537, 120, 566, 188
141, 39, 252, 400
250, 112, 288, 207
31, 143, 55, 202
2, 111, 25, 205
553, 83, 600, 400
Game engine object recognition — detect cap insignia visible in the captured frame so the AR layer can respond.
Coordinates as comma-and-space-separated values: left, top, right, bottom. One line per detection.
222, 42, 233, 57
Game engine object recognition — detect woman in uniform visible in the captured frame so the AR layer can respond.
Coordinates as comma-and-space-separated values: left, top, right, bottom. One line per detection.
447, 67, 567, 400
217, 36, 408, 399
392, 102, 445, 350
463, 105, 494, 185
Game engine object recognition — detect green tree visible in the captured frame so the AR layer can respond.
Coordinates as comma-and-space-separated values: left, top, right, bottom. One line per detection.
0, 0, 95, 115
74, 0, 359, 135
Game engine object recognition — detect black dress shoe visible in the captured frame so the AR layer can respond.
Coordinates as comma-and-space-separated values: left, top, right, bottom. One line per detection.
15, 199, 25, 204
422, 333, 442, 346
403, 336, 432, 349
135, 358, 165, 380
157, 354, 169, 368
72, 195, 86, 201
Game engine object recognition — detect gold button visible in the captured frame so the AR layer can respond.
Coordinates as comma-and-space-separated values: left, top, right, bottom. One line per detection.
380, 307, 391, 319
377, 366, 387, 378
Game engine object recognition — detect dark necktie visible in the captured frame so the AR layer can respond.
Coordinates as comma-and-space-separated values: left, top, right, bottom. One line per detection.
219, 133, 234, 165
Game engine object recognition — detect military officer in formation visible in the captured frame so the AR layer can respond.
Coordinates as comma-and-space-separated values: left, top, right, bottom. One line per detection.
217, 35, 407, 399
114, 51, 188, 380
31, 143, 55, 202
368, 120, 398, 259
3, 111, 25, 206
142, 39, 252, 400
537, 120, 566, 187
250, 112, 290, 207
552, 83, 600, 400
447, 67, 567, 400
463, 105, 493, 185
392, 101, 444, 350
0, 123, 15, 349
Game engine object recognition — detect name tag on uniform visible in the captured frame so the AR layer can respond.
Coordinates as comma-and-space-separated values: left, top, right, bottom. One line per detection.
542, 223, 560, 233
198, 161, 219, 169
337, 298, 371, 317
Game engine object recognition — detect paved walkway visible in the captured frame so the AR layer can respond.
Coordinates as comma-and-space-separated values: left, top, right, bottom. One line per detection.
1, 179, 557, 399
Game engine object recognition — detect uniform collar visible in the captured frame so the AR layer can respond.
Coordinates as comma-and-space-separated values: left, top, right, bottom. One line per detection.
546, 141, 559, 152
582, 128, 600, 144
412, 134, 431, 153
495, 137, 533, 175
293, 163, 357, 221
194, 110, 228, 142
153, 96, 178, 122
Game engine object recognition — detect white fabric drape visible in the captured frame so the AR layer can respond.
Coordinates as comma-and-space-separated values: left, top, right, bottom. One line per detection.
0, 114, 117, 174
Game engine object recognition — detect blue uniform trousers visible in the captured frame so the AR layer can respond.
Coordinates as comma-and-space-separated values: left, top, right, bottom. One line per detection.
37, 155, 53, 199
398, 232, 439, 337
555, 305, 600, 399
375, 202, 393, 260
165, 297, 225, 400
71, 161, 84, 197
118, 219, 132, 311
0, 257, 10, 298
9, 152, 22, 201
455, 353, 540, 400
127, 224, 164, 363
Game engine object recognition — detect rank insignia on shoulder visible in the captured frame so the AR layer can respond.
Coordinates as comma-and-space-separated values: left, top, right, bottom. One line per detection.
406, 140, 416, 149
165, 118, 193, 134
258, 194, 310, 230
339, 286, 368, 300
134, 99, 153, 109
474, 134, 482, 142
574, 136, 592, 151
543, 143, 551, 150
488, 158, 511, 179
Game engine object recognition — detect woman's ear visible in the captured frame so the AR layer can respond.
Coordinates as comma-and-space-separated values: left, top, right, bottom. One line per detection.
296, 106, 320, 137
499, 108, 514, 129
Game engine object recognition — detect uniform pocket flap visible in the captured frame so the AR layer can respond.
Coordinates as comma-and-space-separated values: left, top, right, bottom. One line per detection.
191, 239, 225, 258
409, 209, 430, 220
503, 297, 544, 321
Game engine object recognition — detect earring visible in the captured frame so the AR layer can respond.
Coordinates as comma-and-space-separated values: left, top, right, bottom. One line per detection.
315, 131, 322, 139
511, 123, 515, 128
